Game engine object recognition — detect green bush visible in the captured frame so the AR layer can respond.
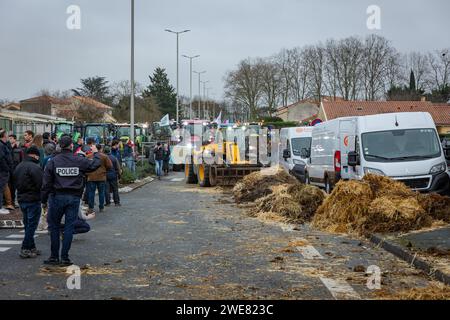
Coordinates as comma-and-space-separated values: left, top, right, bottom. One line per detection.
260, 116, 284, 123
263, 121, 299, 129
136, 161, 155, 180
120, 167, 136, 185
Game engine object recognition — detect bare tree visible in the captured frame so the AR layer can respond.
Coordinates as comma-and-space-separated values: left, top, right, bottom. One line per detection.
258, 57, 281, 116
304, 45, 325, 101
406, 52, 431, 91
428, 49, 450, 91
288, 47, 310, 102
224, 59, 263, 120
362, 35, 396, 100
275, 49, 293, 107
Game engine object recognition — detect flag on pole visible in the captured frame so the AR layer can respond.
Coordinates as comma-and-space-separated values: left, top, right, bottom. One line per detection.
214, 111, 222, 126
160, 114, 170, 127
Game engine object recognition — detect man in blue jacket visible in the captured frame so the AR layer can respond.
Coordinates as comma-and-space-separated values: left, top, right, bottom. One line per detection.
41, 135, 102, 266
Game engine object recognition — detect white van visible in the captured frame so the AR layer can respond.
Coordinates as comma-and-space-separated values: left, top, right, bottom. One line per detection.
307, 112, 450, 194
279, 127, 313, 182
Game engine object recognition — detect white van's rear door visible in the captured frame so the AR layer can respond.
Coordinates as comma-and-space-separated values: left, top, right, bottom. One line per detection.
339, 119, 357, 180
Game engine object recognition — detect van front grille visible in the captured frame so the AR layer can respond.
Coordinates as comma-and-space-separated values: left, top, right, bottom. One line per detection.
398, 178, 430, 189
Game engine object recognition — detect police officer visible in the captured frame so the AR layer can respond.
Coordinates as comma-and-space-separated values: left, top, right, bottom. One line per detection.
41, 135, 102, 266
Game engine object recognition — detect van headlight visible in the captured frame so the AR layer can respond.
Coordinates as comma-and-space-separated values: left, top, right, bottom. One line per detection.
429, 162, 446, 175
364, 167, 385, 176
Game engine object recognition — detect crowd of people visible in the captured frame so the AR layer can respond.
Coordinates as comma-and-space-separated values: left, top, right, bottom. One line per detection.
0, 130, 127, 265
0, 127, 173, 266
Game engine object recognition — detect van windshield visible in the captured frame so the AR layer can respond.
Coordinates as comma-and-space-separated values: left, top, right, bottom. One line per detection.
291, 137, 312, 157
361, 129, 441, 162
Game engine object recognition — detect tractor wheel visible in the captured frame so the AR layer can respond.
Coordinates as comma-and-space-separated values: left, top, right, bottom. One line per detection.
209, 166, 218, 187
185, 158, 197, 184
197, 164, 211, 187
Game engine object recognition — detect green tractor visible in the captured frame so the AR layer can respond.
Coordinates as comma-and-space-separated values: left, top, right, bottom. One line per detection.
53, 121, 82, 143
117, 123, 150, 154
83, 123, 118, 145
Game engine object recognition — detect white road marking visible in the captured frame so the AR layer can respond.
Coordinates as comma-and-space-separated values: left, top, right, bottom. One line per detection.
6, 234, 24, 239
170, 178, 184, 182
0, 240, 22, 245
297, 245, 324, 260
320, 278, 361, 300
20, 230, 47, 234
0, 247, 11, 252
6, 234, 38, 239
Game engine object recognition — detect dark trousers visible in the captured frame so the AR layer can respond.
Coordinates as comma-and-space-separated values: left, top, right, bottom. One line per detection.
19, 201, 41, 250
47, 194, 80, 260
87, 181, 106, 210
105, 178, 120, 205
61, 217, 90, 235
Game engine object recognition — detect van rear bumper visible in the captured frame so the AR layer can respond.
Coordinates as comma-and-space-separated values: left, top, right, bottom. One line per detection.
428, 171, 450, 195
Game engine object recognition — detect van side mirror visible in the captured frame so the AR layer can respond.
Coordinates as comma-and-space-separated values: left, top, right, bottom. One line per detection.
283, 149, 291, 159
348, 151, 360, 167
301, 148, 311, 159
444, 147, 450, 160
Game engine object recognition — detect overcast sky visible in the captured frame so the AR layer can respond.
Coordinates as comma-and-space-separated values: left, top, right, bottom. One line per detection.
1, 0, 449, 102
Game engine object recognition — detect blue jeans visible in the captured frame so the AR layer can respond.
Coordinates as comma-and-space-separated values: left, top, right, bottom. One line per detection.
87, 181, 106, 210
155, 160, 163, 177
47, 194, 80, 260
60, 217, 90, 235
124, 157, 135, 173
20, 201, 41, 250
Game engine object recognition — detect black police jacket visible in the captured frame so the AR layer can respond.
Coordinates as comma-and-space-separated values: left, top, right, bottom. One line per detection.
13, 157, 43, 203
41, 149, 102, 203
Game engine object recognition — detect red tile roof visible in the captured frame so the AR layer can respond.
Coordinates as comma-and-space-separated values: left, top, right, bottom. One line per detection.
72, 96, 112, 110
20, 95, 72, 105
321, 101, 450, 125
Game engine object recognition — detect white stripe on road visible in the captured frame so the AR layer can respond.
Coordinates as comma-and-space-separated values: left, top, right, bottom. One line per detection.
170, 178, 184, 182
0, 247, 11, 252
20, 230, 47, 234
6, 234, 24, 239
0, 240, 22, 245
296, 245, 324, 260
6, 234, 38, 239
320, 278, 361, 300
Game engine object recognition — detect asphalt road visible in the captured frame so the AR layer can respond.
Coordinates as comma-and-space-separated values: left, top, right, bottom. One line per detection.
0, 173, 434, 300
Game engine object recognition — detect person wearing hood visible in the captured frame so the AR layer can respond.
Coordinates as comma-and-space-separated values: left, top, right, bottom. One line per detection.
13, 146, 43, 259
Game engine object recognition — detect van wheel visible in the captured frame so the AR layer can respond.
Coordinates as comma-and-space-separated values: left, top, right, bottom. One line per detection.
325, 177, 332, 194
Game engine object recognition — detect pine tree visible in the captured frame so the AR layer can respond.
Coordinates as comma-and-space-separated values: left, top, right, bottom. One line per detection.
143, 68, 176, 118
409, 70, 416, 92
72, 76, 111, 105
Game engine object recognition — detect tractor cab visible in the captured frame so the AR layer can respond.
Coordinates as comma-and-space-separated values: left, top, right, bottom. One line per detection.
83, 123, 117, 145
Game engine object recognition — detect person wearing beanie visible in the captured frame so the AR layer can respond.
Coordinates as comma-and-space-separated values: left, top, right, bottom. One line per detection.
41, 135, 102, 266
13, 146, 43, 259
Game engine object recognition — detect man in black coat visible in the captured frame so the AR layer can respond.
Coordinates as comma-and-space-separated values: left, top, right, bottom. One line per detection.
13, 146, 43, 259
41, 135, 101, 266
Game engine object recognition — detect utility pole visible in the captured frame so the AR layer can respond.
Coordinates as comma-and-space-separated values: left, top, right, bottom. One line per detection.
182, 55, 200, 120
165, 29, 190, 124
130, 0, 135, 144
193, 71, 206, 118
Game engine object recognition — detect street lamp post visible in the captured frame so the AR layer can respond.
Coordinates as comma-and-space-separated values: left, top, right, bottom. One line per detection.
193, 71, 206, 118
206, 87, 213, 119
182, 54, 200, 120
165, 29, 190, 124
130, 0, 135, 144
201, 80, 209, 119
